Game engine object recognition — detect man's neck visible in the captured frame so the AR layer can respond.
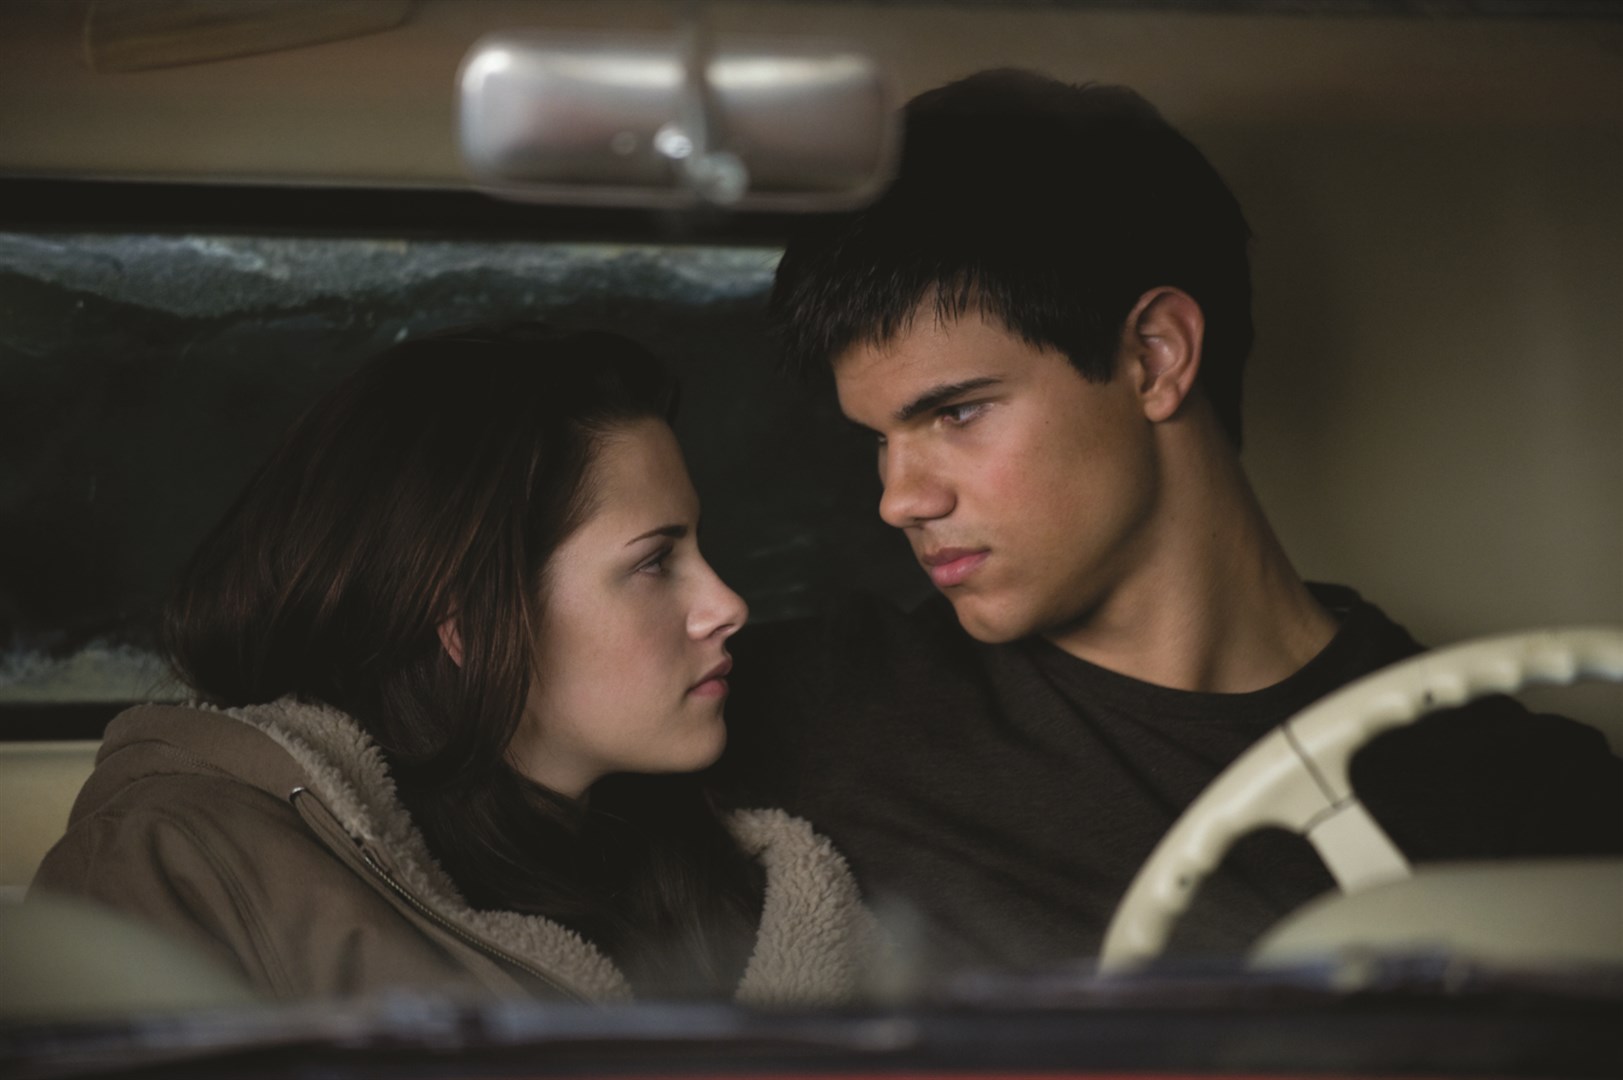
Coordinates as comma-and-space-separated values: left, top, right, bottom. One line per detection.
1044, 433, 1338, 694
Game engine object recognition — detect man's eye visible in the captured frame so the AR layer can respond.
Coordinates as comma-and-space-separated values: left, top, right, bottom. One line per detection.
938, 402, 986, 426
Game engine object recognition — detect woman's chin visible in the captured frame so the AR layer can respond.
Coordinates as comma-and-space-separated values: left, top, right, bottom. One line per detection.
614, 719, 729, 779
683, 720, 728, 772
670, 717, 729, 774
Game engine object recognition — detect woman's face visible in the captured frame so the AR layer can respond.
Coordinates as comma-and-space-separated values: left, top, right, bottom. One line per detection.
510, 418, 748, 798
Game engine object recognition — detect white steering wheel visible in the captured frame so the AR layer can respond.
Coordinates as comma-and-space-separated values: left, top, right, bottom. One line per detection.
1098, 626, 1623, 973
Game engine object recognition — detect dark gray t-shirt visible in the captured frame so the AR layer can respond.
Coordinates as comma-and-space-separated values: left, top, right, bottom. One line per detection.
717, 584, 1623, 977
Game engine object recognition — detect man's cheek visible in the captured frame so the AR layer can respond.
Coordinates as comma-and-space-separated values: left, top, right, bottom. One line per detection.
972, 455, 1028, 507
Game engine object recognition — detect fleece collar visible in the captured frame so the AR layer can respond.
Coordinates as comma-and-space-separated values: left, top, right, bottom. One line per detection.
218, 698, 873, 1004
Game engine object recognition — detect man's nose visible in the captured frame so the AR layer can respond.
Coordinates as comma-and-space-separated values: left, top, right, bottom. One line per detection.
878, 445, 953, 528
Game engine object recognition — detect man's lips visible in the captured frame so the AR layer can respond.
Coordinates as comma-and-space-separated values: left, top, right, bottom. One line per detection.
689, 657, 733, 698
920, 547, 990, 588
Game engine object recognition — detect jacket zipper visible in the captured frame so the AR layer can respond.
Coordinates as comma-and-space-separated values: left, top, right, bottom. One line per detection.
355, 847, 585, 1001
289, 787, 585, 1002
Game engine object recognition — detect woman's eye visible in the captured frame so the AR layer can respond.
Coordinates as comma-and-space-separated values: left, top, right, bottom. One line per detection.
637, 547, 672, 576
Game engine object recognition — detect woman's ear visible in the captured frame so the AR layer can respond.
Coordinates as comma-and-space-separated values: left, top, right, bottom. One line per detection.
1122, 287, 1205, 424
437, 617, 464, 668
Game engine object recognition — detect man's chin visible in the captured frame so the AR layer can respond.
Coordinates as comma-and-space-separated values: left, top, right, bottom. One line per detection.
946, 596, 1028, 645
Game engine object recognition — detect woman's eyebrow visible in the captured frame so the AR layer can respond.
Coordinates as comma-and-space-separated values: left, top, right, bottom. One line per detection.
894, 377, 1001, 423
624, 524, 687, 547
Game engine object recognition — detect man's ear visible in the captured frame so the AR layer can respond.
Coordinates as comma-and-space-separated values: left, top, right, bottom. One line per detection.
1122, 287, 1205, 424
437, 617, 464, 668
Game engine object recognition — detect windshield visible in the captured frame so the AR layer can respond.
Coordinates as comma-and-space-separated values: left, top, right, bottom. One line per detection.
0, 232, 919, 712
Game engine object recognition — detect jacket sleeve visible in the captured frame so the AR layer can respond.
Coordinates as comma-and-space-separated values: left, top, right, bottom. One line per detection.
29, 792, 293, 996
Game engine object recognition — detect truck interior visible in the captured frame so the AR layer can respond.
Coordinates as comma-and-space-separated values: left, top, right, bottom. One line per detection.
0, 2, 1619, 1077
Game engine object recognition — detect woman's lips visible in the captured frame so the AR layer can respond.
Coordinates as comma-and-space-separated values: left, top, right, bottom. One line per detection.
921, 548, 990, 588
689, 678, 729, 699
689, 658, 733, 698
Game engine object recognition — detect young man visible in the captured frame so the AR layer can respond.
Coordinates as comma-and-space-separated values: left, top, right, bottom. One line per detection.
719, 70, 1622, 980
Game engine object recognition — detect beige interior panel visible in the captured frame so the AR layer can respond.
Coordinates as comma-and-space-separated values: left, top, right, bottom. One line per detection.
0, 742, 99, 900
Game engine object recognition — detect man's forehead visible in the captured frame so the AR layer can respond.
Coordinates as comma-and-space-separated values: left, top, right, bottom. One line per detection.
831, 334, 940, 424
831, 310, 1038, 420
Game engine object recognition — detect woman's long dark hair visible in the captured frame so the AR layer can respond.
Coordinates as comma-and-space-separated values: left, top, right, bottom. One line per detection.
162, 325, 763, 997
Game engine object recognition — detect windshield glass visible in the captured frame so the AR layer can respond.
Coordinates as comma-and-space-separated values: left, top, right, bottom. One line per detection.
0, 232, 922, 714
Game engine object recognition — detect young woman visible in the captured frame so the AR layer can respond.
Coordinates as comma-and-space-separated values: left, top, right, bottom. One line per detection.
31, 326, 873, 1004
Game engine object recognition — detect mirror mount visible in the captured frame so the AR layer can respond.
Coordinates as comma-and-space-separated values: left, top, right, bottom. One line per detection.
663, 8, 748, 206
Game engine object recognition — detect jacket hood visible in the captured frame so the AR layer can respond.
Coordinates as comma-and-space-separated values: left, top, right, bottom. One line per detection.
83, 700, 872, 1004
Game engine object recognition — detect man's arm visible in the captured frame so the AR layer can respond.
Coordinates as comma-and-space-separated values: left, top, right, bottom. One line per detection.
1353, 695, 1623, 860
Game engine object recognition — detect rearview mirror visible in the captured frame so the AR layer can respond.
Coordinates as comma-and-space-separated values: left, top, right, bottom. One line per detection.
457, 30, 898, 212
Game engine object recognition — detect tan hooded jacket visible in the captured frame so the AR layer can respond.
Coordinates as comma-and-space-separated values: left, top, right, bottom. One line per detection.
30, 700, 876, 1005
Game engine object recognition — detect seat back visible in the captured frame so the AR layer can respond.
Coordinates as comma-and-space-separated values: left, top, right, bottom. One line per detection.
0, 895, 259, 1020
0, 741, 100, 902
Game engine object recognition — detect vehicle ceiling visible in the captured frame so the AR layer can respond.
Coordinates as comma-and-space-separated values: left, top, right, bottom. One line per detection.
1, 1, 1618, 186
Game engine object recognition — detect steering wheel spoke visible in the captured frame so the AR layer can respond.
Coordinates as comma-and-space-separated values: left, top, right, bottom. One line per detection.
1305, 798, 1411, 892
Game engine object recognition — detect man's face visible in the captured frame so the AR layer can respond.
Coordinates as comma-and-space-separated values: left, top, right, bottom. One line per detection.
834, 310, 1163, 644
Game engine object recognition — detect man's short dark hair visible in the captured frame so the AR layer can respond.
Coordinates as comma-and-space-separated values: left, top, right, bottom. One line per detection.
769, 68, 1255, 447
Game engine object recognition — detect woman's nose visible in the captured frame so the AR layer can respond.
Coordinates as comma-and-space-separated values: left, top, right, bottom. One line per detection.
689, 558, 749, 640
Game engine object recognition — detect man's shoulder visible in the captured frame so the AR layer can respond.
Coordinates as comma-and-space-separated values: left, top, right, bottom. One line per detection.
1304, 581, 1424, 669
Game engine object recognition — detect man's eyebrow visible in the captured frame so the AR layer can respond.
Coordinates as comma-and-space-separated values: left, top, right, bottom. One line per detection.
624, 524, 687, 547
894, 377, 1003, 423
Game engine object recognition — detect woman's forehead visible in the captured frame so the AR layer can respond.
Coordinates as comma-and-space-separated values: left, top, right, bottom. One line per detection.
579, 421, 699, 532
